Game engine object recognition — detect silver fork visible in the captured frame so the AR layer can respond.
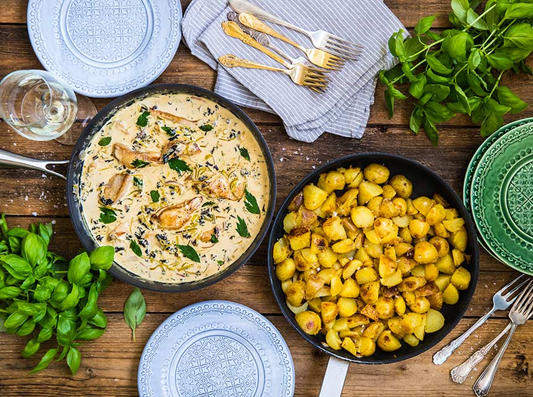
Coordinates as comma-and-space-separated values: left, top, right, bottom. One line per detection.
227, 12, 311, 67
473, 279, 533, 396
228, 0, 362, 59
433, 274, 528, 365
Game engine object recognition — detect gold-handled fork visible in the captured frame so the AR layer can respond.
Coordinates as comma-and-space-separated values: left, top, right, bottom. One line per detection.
219, 55, 327, 93
238, 13, 346, 70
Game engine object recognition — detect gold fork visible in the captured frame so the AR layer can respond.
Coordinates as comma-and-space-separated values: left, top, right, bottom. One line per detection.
238, 13, 345, 70
219, 55, 327, 93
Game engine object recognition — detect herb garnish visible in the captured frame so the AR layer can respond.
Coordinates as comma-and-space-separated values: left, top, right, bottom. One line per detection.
217, 260, 224, 265
202, 201, 216, 207
177, 245, 201, 263
168, 158, 192, 175
236, 216, 251, 238
98, 137, 111, 146
199, 124, 214, 132
244, 189, 260, 215
239, 147, 250, 161
131, 159, 150, 168
136, 111, 150, 127
99, 207, 117, 224
211, 234, 219, 244
129, 240, 142, 257
123, 287, 146, 342
133, 177, 143, 188
150, 190, 160, 203
162, 126, 175, 136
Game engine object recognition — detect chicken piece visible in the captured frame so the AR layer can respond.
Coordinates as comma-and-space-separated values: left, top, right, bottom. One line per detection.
206, 174, 245, 201
162, 141, 202, 162
113, 143, 160, 168
199, 226, 220, 243
151, 196, 203, 230
108, 222, 128, 241
102, 173, 132, 204
112, 120, 130, 135
151, 109, 199, 129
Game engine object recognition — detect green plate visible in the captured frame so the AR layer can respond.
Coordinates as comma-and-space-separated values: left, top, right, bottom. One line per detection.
463, 117, 533, 254
470, 120, 533, 275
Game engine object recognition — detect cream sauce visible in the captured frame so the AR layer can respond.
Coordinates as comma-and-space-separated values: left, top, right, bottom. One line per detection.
79, 93, 270, 283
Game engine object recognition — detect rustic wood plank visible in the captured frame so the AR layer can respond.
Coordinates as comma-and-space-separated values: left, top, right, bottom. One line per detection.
0, 216, 521, 316
0, 316, 531, 396
1, 0, 454, 28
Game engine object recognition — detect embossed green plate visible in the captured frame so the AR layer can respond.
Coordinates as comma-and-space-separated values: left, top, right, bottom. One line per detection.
470, 120, 533, 275
463, 118, 533, 255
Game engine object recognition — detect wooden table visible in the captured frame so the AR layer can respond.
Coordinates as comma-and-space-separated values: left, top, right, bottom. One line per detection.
1, 1, 532, 396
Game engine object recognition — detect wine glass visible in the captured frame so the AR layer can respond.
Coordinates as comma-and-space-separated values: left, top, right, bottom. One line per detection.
0, 70, 96, 144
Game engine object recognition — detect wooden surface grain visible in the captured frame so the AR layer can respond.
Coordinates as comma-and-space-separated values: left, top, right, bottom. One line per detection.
1, 1, 532, 396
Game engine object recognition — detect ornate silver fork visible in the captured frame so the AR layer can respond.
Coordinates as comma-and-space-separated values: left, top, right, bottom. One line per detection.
473, 279, 533, 396
433, 274, 528, 365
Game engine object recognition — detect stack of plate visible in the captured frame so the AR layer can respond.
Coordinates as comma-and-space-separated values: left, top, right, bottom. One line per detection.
464, 118, 533, 275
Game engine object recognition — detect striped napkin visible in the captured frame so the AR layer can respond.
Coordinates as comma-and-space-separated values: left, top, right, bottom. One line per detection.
182, 0, 405, 142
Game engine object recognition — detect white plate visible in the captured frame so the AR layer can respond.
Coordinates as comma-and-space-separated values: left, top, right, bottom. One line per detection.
27, 0, 182, 98
138, 300, 295, 397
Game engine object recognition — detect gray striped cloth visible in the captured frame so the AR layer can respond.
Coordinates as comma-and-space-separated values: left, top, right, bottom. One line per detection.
182, 0, 405, 142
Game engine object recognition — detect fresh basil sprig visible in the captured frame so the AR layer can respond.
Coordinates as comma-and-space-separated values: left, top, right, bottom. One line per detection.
123, 287, 146, 342
0, 214, 114, 376
381, 0, 532, 145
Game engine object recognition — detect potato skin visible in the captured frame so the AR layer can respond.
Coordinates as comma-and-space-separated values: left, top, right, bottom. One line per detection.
273, 164, 471, 358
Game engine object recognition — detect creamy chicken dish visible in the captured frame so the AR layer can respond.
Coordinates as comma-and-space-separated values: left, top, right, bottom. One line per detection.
79, 93, 270, 283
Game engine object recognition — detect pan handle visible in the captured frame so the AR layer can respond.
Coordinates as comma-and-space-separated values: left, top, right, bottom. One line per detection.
318, 356, 350, 397
0, 148, 69, 180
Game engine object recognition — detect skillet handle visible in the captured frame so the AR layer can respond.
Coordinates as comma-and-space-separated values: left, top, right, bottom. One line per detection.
319, 356, 349, 397
0, 148, 69, 180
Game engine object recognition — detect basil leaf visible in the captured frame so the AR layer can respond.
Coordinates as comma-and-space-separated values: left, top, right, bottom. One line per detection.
486, 98, 512, 116
468, 49, 482, 71
454, 84, 471, 115
401, 62, 418, 82
133, 176, 143, 188
388, 85, 408, 99
467, 9, 488, 30
58, 284, 80, 311
408, 74, 427, 99
130, 240, 142, 258
199, 124, 213, 132
244, 189, 260, 215
414, 15, 436, 35
503, 23, 533, 50
30, 348, 58, 374
426, 54, 453, 75
131, 159, 150, 168
467, 72, 487, 97
211, 234, 219, 244
423, 118, 440, 146
497, 86, 527, 113
239, 146, 251, 161
88, 308, 107, 329
1, 254, 32, 279
409, 107, 424, 134
0, 286, 21, 299
504, 3, 533, 20
236, 216, 251, 238
76, 327, 105, 340
4, 311, 29, 330
150, 190, 160, 203
8, 227, 29, 238
487, 52, 514, 70
136, 111, 150, 127
427, 69, 450, 84
424, 84, 450, 102
168, 158, 192, 175
16, 318, 36, 336
123, 287, 146, 342
162, 126, 175, 136
384, 88, 394, 118
177, 245, 201, 263
36, 326, 54, 343
424, 101, 455, 123
56, 315, 76, 346
442, 33, 469, 62
89, 246, 115, 270
99, 207, 117, 224
481, 112, 504, 137
451, 0, 469, 23
66, 346, 81, 375
98, 137, 112, 146
21, 233, 47, 267
79, 284, 99, 319
22, 338, 41, 358
67, 252, 91, 285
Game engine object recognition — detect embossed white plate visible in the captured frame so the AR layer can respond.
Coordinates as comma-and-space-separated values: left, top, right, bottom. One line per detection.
27, 0, 182, 98
138, 300, 295, 397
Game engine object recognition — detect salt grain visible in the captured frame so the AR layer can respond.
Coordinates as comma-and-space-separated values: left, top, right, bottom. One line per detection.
279, 158, 284, 162
31, 212, 37, 216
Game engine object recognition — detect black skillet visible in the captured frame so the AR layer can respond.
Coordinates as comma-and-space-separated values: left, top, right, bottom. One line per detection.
0, 84, 276, 293
267, 153, 479, 396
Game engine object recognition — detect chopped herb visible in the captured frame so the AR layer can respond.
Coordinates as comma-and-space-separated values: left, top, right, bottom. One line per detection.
131, 159, 150, 168
162, 126, 175, 136
129, 240, 142, 257
133, 177, 143, 188
99, 207, 117, 224
211, 234, 219, 244
217, 260, 224, 265
202, 201, 216, 207
98, 137, 111, 146
199, 124, 214, 132
168, 158, 192, 175
136, 111, 150, 127
236, 216, 251, 238
239, 147, 250, 161
177, 245, 201, 263
150, 190, 160, 203
244, 189, 260, 215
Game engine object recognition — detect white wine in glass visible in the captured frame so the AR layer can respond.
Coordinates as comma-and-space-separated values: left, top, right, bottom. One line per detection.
0, 70, 94, 142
